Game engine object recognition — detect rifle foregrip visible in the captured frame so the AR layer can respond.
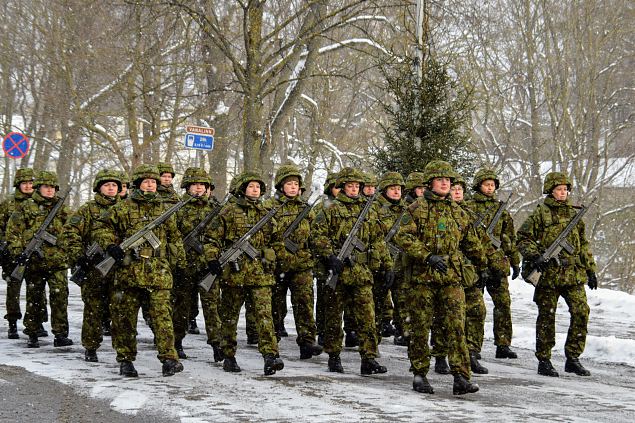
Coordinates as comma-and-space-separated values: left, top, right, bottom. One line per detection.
199, 273, 216, 292
95, 256, 115, 277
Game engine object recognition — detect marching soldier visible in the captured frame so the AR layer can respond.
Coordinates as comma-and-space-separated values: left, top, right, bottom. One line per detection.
157, 162, 180, 204
6, 170, 73, 348
516, 172, 597, 377
96, 164, 185, 377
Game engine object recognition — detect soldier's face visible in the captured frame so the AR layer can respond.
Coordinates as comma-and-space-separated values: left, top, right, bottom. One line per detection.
139, 178, 157, 192
450, 184, 464, 202
414, 186, 425, 197
431, 177, 451, 196
480, 180, 496, 196
188, 182, 207, 196
19, 181, 34, 194
363, 185, 376, 196
385, 185, 402, 200
160, 173, 173, 187
120, 184, 128, 197
343, 182, 360, 197
100, 181, 119, 197
282, 179, 300, 197
245, 181, 261, 198
39, 184, 56, 199
552, 184, 569, 201
331, 186, 341, 197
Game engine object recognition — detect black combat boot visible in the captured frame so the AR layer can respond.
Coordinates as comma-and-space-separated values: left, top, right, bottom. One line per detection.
84, 349, 98, 362
317, 334, 324, 346
537, 359, 559, 377
299, 343, 323, 359
53, 334, 73, 347
453, 374, 479, 395
36, 324, 48, 338
381, 321, 395, 337
412, 374, 434, 394
434, 356, 451, 375
223, 356, 241, 373
263, 355, 284, 376
393, 335, 409, 346
564, 357, 590, 376
344, 331, 359, 348
175, 340, 187, 359
212, 345, 224, 363
328, 354, 344, 373
8, 320, 19, 339
360, 358, 387, 375
162, 359, 184, 377
495, 345, 518, 359
470, 352, 489, 374
119, 361, 138, 377
473, 351, 481, 360
275, 323, 289, 338
102, 321, 111, 337
187, 319, 200, 335
27, 334, 39, 348
246, 334, 259, 345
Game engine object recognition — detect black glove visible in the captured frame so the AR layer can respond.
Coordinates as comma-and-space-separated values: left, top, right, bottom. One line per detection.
532, 256, 550, 272
106, 244, 125, 263
587, 270, 598, 290
382, 270, 396, 290
486, 276, 501, 289
477, 269, 491, 289
76, 255, 91, 269
326, 254, 345, 275
511, 265, 520, 280
426, 254, 448, 274
14, 252, 29, 266
207, 259, 223, 276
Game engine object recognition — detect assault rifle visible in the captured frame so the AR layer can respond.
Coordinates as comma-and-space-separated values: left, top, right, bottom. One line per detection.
199, 200, 285, 292
183, 193, 231, 254
0, 240, 8, 258
384, 209, 406, 258
282, 191, 319, 254
326, 193, 378, 289
69, 242, 105, 286
10, 187, 71, 283
95, 195, 195, 277
524, 197, 596, 286
485, 192, 513, 249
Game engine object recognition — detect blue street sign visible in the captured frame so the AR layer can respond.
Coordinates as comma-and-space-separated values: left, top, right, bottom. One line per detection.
2, 132, 30, 159
185, 133, 214, 150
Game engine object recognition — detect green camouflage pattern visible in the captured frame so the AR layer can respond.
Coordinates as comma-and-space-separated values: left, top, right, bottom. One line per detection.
542, 171, 572, 194
274, 163, 303, 190
13, 168, 35, 188
132, 164, 160, 185
157, 162, 175, 176
33, 170, 59, 189
421, 160, 455, 185
335, 167, 366, 188
378, 171, 405, 192
471, 167, 500, 191
405, 171, 426, 192
92, 169, 123, 193
157, 184, 181, 204
180, 167, 212, 189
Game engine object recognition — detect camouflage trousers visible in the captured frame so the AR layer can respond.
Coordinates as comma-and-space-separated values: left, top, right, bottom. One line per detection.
371, 273, 392, 340
199, 282, 222, 347
3, 264, 48, 323
315, 263, 356, 339
408, 283, 470, 378
272, 270, 317, 346
80, 273, 113, 350
171, 271, 196, 343
534, 283, 589, 361
220, 285, 278, 358
324, 282, 377, 359
24, 270, 69, 337
397, 270, 413, 338
431, 286, 486, 356
485, 276, 513, 347
110, 287, 178, 363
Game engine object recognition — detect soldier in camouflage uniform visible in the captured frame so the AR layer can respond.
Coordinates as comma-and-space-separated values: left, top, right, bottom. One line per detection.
60, 169, 122, 361
203, 171, 284, 375
465, 168, 521, 359
394, 161, 507, 395
173, 167, 223, 362
311, 167, 392, 375
6, 171, 73, 349
1, 168, 49, 339
96, 164, 185, 377
156, 162, 180, 204
517, 172, 597, 377
265, 164, 322, 359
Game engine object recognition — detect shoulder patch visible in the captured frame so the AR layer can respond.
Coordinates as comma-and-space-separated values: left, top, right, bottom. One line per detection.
69, 215, 83, 225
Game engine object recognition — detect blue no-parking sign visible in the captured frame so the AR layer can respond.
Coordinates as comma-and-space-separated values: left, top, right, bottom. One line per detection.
184, 125, 215, 151
2, 132, 30, 159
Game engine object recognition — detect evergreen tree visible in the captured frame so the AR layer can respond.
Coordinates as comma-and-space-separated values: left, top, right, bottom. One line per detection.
374, 56, 476, 177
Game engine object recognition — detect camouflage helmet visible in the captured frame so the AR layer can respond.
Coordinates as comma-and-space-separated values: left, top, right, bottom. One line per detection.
132, 164, 160, 186
405, 171, 426, 191
157, 162, 175, 177
421, 160, 456, 185
543, 171, 572, 194
235, 170, 267, 196
116, 170, 131, 187
452, 173, 467, 190
180, 167, 212, 189
34, 170, 59, 189
378, 171, 405, 192
336, 167, 366, 188
92, 169, 123, 193
472, 167, 500, 191
13, 168, 35, 188
363, 171, 378, 187
274, 163, 303, 190
323, 171, 340, 194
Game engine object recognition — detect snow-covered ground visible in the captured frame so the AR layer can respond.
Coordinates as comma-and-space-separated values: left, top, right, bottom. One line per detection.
1, 278, 634, 422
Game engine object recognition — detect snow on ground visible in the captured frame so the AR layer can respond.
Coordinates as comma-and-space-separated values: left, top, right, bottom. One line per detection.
1, 278, 634, 422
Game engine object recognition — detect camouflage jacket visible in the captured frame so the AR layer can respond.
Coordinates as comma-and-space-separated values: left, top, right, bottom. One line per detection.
157, 184, 180, 204
176, 192, 215, 275
394, 190, 490, 286
516, 196, 596, 288
59, 192, 119, 266
465, 192, 521, 268
202, 196, 277, 287
0, 191, 31, 265
96, 189, 186, 290
6, 191, 71, 272
372, 194, 407, 270
311, 192, 393, 286
264, 192, 315, 274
